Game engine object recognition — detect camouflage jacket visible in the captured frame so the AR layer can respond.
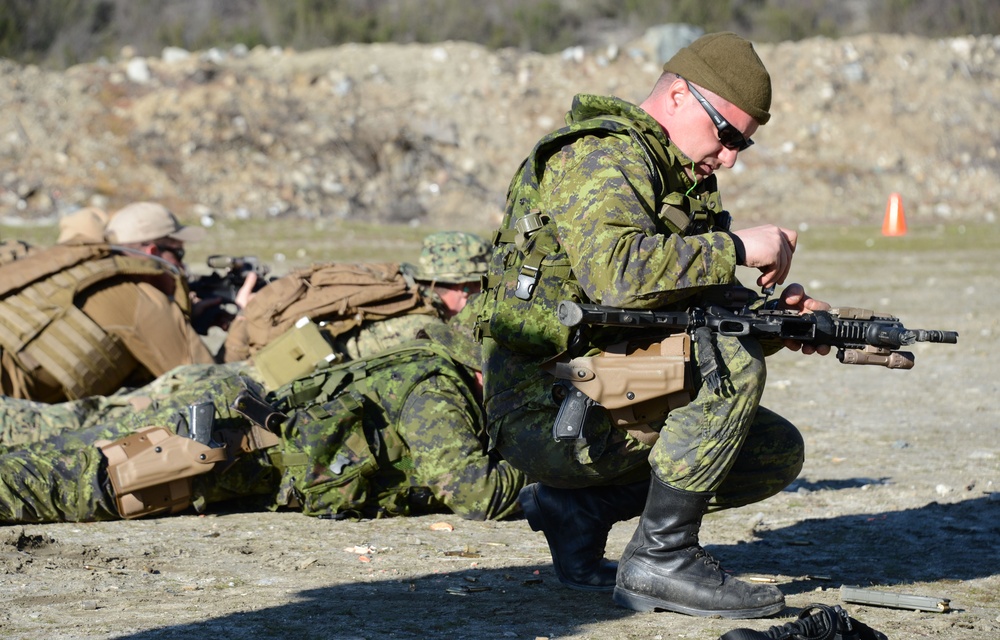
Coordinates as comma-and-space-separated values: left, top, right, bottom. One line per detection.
0, 345, 525, 523
480, 94, 741, 411
264, 341, 525, 520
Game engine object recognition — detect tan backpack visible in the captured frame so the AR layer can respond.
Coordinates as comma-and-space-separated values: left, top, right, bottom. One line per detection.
236, 262, 439, 358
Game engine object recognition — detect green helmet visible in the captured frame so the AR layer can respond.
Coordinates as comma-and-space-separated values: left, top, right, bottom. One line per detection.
407, 231, 490, 284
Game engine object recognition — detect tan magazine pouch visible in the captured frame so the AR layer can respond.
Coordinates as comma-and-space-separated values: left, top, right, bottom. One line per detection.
253, 317, 339, 391
99, 426, 227, 519
546, 333, 693, 445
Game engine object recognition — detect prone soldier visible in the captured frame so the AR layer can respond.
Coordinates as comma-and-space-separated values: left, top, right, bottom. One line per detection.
0, 309, 526, 523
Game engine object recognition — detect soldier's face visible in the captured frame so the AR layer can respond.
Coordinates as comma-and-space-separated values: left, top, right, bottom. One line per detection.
685, 80, 755, 152
152, 240, 187, 270
673, 84, 758, 179
437, 282, 480, 317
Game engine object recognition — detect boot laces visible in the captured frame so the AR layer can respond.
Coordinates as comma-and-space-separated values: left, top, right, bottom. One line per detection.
692, 546, 723, 571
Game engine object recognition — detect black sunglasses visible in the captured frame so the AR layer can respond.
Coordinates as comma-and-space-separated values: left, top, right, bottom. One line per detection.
155, 244, 185, 261
684, 80, 754, 152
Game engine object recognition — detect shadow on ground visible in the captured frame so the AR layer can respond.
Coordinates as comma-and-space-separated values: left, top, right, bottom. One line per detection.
108, 495, 998, 639
716, 494, 999, 596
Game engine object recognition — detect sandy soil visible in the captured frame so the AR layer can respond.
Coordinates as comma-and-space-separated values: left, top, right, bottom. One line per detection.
2, 223, 997, 640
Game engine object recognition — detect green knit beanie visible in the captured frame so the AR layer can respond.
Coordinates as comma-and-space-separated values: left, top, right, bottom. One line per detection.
663, 32, 772, 125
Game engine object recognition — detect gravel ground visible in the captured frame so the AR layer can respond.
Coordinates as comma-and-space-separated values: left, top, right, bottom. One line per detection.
2, 223, 997, 640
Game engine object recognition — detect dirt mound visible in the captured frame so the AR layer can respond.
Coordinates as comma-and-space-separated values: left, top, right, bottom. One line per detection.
2, 33, 998, 231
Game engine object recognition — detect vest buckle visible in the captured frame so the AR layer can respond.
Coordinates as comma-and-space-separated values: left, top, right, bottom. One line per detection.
515, 264, 540, 300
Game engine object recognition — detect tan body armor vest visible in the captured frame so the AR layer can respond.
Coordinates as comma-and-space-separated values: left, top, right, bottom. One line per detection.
0, 244, 186, 400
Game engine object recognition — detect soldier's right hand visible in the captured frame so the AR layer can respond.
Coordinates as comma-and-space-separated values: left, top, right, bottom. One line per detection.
731, 224, 797, 289
235, 272, 258, 310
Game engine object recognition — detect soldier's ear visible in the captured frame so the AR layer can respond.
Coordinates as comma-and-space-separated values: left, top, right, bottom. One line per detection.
662, 77, 689, 116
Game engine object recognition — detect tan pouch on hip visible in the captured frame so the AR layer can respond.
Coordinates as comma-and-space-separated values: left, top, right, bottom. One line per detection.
98, 426, 227, 519
546, 333, 693, 446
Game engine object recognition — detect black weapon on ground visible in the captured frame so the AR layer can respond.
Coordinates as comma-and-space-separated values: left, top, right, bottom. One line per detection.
186, 401, 223, 448
720, 602, 888, 639
557, 286, 958, 371
188, 255, 273, 334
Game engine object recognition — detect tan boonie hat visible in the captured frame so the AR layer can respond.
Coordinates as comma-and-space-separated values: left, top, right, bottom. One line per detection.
57, 206, 109, 244
105, 201, 206, 244
408, 231, 490, 284
663, 31, 772, 125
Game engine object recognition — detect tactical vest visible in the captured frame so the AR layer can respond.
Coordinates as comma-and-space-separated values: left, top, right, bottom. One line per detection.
0, 244, 188, 400
477, 94, 732, 358
265, 340, 478, 519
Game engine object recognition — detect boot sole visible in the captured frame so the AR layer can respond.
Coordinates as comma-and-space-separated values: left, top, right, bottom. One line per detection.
612, 586, 786, 619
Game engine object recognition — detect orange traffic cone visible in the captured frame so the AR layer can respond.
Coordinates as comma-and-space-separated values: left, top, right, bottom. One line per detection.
882, 192, 907, 236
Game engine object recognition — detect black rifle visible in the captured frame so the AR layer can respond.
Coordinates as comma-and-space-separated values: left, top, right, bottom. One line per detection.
550, 287, 958, 441
188, 255, 273, 334
557, 287, 958, 371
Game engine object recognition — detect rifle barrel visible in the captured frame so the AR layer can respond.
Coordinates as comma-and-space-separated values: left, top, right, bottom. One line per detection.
913, 329, 959, 344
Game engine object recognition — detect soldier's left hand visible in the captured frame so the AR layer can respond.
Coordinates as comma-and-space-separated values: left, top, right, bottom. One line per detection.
777, 283, 832, 356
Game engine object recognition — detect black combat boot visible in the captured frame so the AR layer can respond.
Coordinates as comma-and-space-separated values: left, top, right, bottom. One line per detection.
613, 475, 786, 618
719, 603, 888, 640
519, 479, 649, 591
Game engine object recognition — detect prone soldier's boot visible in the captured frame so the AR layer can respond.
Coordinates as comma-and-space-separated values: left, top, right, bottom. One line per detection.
719, 603, 888, 640
614, 475, 786, 619
519, 479, 649, 591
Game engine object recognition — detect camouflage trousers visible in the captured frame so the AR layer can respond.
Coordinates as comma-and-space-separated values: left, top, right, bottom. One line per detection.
0, 363, 258, 452
490, 334, 803, 511
0, 363, 278, 524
